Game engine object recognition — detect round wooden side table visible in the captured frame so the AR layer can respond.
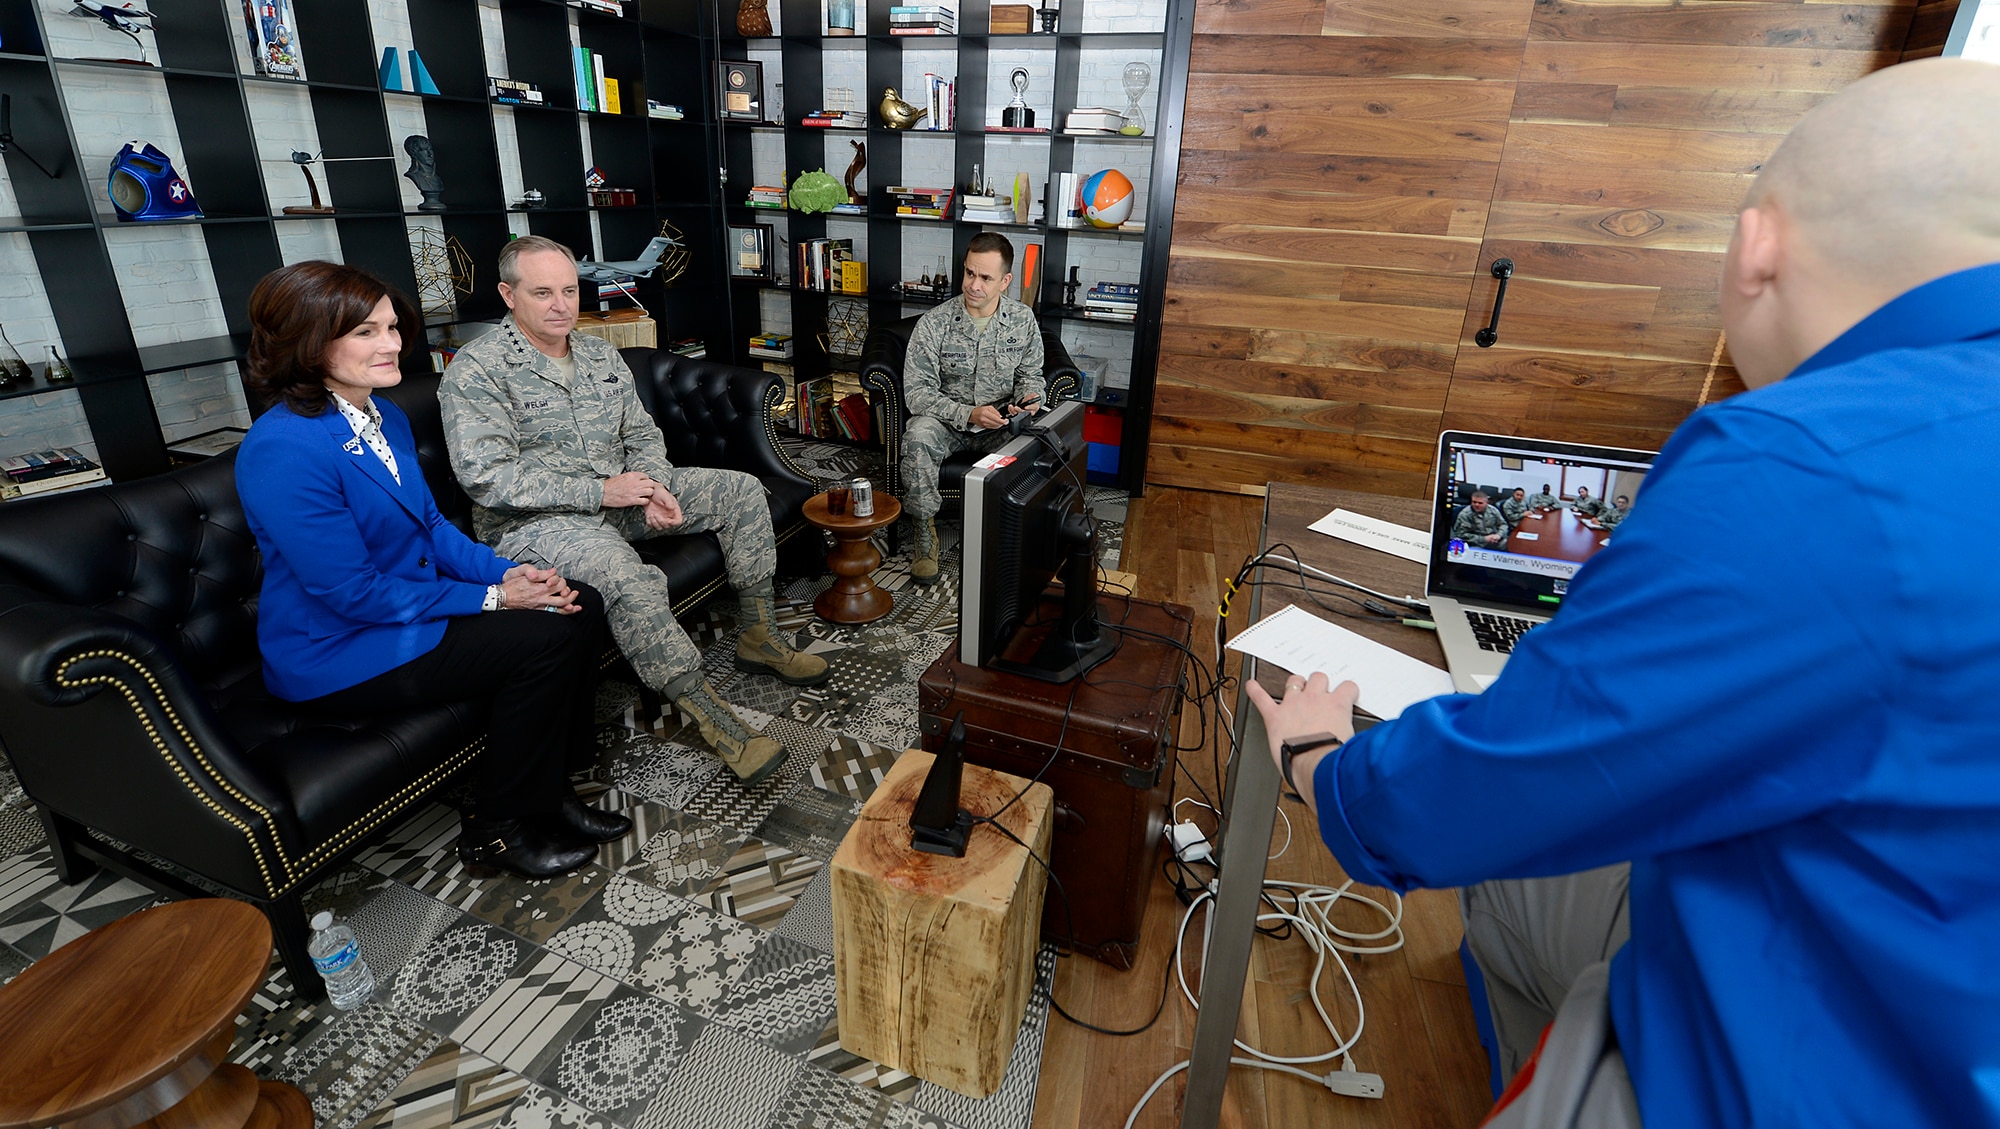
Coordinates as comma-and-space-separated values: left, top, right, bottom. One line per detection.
803, 490, 902, 624
0, 898, 315, 1129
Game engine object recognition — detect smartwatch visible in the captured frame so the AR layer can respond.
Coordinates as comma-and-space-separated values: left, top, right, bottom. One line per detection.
1278, 732, 1344, 794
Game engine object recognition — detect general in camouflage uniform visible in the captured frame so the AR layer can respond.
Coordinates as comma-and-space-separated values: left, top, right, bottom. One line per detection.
1501, 489, 1530, 527
900, 234, 1046, 582
440, 238, 823, 785
1453, 496, 1510, 551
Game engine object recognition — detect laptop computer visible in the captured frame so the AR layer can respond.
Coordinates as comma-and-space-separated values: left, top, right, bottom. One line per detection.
1426, 430, 1658, 694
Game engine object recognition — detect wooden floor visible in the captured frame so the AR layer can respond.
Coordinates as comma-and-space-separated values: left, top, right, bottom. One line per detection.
1030, 487, 1495, 1129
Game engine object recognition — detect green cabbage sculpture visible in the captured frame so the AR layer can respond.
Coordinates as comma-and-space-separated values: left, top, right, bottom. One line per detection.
789, 170, 849, 213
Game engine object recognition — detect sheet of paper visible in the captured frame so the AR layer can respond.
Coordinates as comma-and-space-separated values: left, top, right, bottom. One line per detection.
1226, 604, 1456, 720
1514, 532, 1539, 542
1307, 508, 1431, 564
1471, 673, 1499, 689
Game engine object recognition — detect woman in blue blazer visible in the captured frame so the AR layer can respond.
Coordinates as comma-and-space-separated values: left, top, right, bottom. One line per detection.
236, 261, 629, 879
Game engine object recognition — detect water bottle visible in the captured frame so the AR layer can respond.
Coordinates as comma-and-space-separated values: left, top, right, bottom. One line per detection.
308, 910, 376, 1010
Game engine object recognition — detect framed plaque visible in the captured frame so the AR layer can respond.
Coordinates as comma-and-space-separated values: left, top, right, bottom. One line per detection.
715, 60, 764, 122
728, 222, 775, 279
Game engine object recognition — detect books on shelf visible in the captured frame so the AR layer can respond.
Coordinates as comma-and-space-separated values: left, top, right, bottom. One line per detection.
668, 337, 707, 359
571, 0, 626, 12
1063, 107, 1127, 133
3, 447, 106, 496
1083, 281, 1139, 322
242, 1, 307, 81
491, 77, 545, 105
746, 184, 788, 208
793, 238, 858, 293
647, 100, 684, 119
802, 109, 866, 128
830, 202, 867, 216
790, 375, 873, 441
912, 73, 955, 129
748, 332, 794, 359
888, 185, 954, 219
889, 4, 956, 32
1048, 172, 1084, 227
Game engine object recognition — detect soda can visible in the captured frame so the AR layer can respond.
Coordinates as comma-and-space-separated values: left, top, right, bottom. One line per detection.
851, 477, 875, 517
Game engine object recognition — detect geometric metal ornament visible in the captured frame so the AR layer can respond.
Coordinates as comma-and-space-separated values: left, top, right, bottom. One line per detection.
407, 226, 473, 318
824, 296, 867, 358
654, 219, 690, 288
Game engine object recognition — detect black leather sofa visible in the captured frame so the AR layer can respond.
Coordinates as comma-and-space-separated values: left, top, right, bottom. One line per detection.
0, 346, 820, 997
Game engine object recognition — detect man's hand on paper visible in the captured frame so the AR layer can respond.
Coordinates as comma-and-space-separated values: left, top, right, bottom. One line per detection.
1246, 671, 1358, 818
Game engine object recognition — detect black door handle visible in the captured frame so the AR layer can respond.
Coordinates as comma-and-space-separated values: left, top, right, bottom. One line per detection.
1474, 258, 1515, 348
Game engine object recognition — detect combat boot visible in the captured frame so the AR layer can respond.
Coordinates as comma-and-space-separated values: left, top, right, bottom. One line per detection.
674, 680, 788, 786
735, 587, 831, 685
912, 517, 940, 586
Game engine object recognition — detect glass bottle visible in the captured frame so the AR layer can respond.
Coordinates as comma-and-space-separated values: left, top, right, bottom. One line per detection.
43, 346, 74, 384
0, 326, 30, 384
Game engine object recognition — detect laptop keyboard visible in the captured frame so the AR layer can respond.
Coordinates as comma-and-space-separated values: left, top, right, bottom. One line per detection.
1466, 610, 1541, 654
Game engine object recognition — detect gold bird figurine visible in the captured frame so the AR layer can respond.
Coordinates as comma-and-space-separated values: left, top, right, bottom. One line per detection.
879, 88, 928, 130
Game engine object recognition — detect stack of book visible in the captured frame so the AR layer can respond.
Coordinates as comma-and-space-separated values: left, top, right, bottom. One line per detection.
959, 194, 1016, 223
1083, 282, 1139, 322
570, 0, 625, 13
795, 238, 859, 292
889, 185, 954, 219
795, 375, 875, 441
746, 184, 788, 209
3, 447, 105, 498
748, 333, 794, 359
801, 109, 866, 128
889, 4, 956, 34
647, 100, 684, 119
668, 337, 706, 359
573, 47, 622, 113
1063, 107, 1127, 135
830, 201, 867, 216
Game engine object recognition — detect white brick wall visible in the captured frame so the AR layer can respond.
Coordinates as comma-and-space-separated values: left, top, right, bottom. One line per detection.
0, 389, 97, 465
244, 82, 324, 213
101, 224, 232, 346
148, 362, 252, 442
276, 219, 343, 264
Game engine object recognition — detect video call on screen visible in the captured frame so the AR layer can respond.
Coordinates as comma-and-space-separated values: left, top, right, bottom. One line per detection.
1439, 443, 1650, 589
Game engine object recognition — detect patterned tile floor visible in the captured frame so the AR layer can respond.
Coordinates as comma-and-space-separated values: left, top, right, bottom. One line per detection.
0, 478, 1125, 1129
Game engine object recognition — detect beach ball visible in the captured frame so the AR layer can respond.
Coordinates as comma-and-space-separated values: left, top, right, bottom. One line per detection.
1081, 168, 1134, 228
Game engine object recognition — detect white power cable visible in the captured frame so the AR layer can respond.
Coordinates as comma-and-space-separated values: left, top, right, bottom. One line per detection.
1123, 876, 1403, 1125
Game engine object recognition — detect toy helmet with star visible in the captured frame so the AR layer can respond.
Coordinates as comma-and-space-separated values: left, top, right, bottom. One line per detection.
108, 141, 203, 221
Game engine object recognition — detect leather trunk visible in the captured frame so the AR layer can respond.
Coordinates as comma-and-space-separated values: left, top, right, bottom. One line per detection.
918, 594, 1194, 968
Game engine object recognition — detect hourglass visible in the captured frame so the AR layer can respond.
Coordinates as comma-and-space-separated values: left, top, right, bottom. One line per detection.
1120, 61, 1151, 136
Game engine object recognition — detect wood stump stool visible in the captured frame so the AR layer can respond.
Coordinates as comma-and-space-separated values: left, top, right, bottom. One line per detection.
0, 899, 314, 1129
830, 751, 1053, 1097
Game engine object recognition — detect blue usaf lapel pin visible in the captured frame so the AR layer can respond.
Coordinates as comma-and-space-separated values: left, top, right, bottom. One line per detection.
343, 436, 364, 455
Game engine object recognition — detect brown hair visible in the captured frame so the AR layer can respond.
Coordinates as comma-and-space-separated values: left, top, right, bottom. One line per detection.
246, 261, 419, 416
966, 231, 1014, 274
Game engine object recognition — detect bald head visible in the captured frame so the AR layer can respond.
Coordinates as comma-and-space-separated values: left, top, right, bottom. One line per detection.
1722, 59, 2000, 387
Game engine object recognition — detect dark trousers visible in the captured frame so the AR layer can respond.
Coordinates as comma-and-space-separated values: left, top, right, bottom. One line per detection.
307, 583, 608, 822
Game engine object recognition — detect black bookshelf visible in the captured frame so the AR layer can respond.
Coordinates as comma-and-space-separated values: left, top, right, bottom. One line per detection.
0, 0, 735, 483
727, 0, 1188, 492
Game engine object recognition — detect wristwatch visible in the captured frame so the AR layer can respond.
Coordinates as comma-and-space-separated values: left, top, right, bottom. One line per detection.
1278, 732, 1344, 794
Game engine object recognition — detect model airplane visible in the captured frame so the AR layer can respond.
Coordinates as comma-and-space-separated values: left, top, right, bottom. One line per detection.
66, 2, 155, 62
576, 235, 680, 284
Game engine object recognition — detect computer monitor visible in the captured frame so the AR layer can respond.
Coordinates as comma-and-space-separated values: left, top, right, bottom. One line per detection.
959, 401, 1113, 681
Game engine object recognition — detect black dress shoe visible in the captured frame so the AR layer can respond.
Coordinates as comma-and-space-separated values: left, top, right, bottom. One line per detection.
458, 819, 598, 879
542, 795, 633, 844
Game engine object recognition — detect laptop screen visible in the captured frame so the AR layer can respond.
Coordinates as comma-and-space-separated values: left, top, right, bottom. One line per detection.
1428, 431, 1658, 613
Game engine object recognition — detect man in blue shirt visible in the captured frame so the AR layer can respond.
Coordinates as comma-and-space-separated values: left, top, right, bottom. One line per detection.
1250, 59, 2000, 1128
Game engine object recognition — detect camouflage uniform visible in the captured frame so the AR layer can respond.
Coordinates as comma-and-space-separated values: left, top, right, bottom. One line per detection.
1453, 503, 1510, 550
1599, 503, 1631, 530
900, 295, 1046, 519
1501, 496, 1529, 526
1572, 494, 1606, 518
1527, 491, 1560, 511
440, 316, 775, 690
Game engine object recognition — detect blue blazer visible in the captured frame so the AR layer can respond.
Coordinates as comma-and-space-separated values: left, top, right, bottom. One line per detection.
236, 397, 513, 701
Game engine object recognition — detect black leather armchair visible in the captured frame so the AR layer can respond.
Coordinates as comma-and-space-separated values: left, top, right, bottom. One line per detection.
0, 347, 820, 998
859, 313, 1081, 517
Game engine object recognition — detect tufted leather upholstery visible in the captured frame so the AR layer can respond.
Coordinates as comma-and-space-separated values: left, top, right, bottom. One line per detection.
0, 347, 822, 997
860, 314, 1081, 514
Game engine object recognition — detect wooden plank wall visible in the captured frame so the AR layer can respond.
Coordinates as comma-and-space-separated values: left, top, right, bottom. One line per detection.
1154, 0, 1924, 496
